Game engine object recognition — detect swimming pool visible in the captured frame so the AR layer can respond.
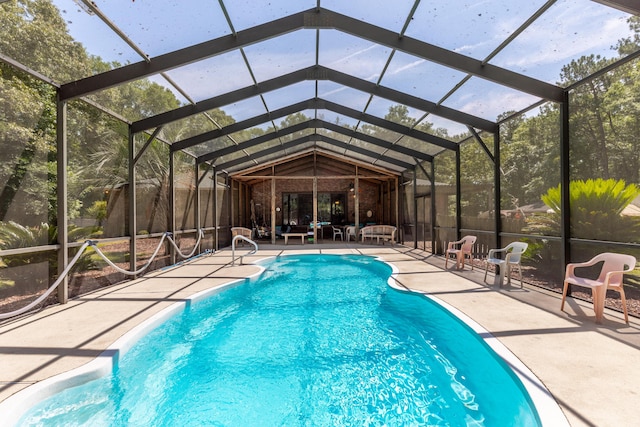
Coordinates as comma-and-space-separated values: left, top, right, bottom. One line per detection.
8, 254, 557, 426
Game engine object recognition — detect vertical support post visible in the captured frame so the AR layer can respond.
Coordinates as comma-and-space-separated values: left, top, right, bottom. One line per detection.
169, 151, 176, 264
194, 161, 201, 254
455, 148, 461, 239
213, 168, 219, 252
271, 176, 276, 244
226, 173, 231, 241
312, 154, 318, 243
238, 182, 243, 227
388, 179, 393, 225
128, 127, 137, 274
56, 94, 68, 304
413, 167, 418, 249
354, 168, 360, 234
398, 172, 402, 244
494, 130, 501, 251
230, 179, 235, 228
313, 176, 318, 243
560, 91, 571, 270
394, 176, 399, 238
375, 183, 386, 224
430, 161, 436, 255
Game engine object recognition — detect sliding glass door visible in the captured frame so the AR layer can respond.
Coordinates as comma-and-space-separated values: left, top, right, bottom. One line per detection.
283, 192, 346, 226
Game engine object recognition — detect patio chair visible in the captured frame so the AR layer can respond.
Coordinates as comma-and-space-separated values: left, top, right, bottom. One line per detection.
483, 242, 528, 287
332, 226, 344, 241
231, 227, 253, 245
445, 235, 477, 270
561, 252, 636, 324
345, 226, 358, 241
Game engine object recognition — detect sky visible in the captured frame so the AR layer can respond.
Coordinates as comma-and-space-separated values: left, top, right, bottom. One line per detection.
53, 0, 636, 136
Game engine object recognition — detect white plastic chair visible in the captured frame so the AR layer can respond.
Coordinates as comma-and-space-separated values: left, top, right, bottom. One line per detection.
445, 235, 477, 270
345, 226, 357, 241
483, 242, 528, 287
331, 226, 344, 241
561, 252, 636, 324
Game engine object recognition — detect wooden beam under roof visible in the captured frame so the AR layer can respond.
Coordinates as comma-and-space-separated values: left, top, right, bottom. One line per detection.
231, 149, 397, 184
314, 155, 356, 176
274, 156, 315, 176
232, 150, 311, 177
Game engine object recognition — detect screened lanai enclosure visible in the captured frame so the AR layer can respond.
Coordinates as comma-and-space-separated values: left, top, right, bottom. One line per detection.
2, 0, 640, 319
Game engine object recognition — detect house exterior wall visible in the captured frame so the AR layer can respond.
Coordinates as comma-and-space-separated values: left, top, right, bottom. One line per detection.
248, 178, 384, 229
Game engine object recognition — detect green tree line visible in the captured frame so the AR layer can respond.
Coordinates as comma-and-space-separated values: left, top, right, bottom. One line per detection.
2, 1, 640, 246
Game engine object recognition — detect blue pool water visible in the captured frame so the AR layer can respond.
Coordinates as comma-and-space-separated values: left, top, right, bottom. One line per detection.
19, 254, 541, 426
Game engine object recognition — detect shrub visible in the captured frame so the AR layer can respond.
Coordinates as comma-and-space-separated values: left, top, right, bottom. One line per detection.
86, 200, 107, 227
0, 222, 98, 296
538, 178, 640, 241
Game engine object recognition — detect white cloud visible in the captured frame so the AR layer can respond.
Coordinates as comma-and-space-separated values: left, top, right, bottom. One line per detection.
320, 40, 390, 78
326, 44, 380, 67
456, 90, 538, 120
453, 40, 495, 56
319, 86, 349, 97
390, 59, 426, 75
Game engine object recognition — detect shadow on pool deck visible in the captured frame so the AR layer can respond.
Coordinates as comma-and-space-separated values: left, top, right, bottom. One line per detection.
1, 242, 638, 427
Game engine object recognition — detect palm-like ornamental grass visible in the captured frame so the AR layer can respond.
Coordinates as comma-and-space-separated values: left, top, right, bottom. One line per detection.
541, 178, 640, 242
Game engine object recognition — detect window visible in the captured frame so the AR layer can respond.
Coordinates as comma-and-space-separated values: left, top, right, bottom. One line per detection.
283, 192, 346, 225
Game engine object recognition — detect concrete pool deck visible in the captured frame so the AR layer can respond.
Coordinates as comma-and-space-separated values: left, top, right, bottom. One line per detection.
1, 243, 638, 426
